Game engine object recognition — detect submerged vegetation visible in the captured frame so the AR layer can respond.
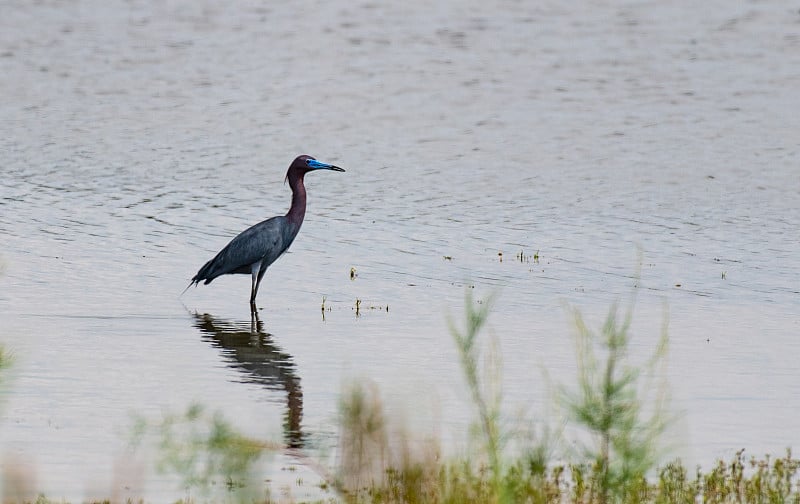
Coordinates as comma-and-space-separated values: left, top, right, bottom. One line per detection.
1, 292, 799, 503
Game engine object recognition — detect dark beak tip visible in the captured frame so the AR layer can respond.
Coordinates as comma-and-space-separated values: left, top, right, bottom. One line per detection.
332, 166, 345, 172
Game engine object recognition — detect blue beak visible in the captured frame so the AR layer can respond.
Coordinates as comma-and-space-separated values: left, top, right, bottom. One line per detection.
307, 159, 345, 172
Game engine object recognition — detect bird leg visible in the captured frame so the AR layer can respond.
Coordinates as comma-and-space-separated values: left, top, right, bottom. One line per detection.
253, 266, 267, 307
250, 263, 260, 313
249, 261, 268, 314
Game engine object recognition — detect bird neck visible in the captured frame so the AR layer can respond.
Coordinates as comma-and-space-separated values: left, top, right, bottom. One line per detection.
286, 173, 307, 225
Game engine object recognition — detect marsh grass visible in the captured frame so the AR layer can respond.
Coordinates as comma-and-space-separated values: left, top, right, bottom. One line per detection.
128, 403, 278, 501
330, 393, 800, 504
2, 293, 800, 502
559, 299, 672, 503
448, 291, 504, 491
334, 380, 435, 503
325, 292, 800, 504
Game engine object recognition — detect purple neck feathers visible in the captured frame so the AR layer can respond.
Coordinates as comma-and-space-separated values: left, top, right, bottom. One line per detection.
285, 170, 307, 226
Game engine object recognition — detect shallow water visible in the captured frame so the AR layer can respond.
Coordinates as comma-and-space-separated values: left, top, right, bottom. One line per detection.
1, 0, 799, 500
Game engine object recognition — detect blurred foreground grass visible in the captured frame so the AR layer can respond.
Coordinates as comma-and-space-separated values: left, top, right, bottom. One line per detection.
2, 293, 799, 503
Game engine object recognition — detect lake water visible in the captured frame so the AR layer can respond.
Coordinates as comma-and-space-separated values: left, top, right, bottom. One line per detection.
1, 0, 799, 500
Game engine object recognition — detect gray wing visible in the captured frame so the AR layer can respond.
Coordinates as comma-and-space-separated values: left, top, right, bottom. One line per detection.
192, 216, 297, 284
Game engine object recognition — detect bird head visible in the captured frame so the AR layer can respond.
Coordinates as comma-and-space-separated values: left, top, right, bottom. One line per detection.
286, 155, 345, 183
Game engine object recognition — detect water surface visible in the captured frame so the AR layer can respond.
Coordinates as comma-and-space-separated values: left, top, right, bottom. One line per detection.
1, 0, 799, 500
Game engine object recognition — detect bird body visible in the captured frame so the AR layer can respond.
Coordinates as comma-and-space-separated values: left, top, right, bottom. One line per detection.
192, 215, 299, 282
187, 155, 344, 311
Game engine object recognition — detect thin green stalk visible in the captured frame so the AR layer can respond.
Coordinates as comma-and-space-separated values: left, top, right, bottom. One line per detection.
449, 291, 503, 494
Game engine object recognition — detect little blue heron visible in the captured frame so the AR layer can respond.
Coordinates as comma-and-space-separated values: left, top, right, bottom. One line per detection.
186, 155, 345, 312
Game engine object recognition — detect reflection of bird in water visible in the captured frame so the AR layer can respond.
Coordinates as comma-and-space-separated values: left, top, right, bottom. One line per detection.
186, 155, 345, 313
190, 311, 304, 448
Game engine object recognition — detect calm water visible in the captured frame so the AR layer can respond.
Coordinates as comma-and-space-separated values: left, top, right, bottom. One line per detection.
1, 0, 799, 500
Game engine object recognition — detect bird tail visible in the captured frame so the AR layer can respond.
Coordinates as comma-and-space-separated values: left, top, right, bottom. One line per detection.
183, 257, 219, 297
193, 257, 218, 284
182, 257, 213, 297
